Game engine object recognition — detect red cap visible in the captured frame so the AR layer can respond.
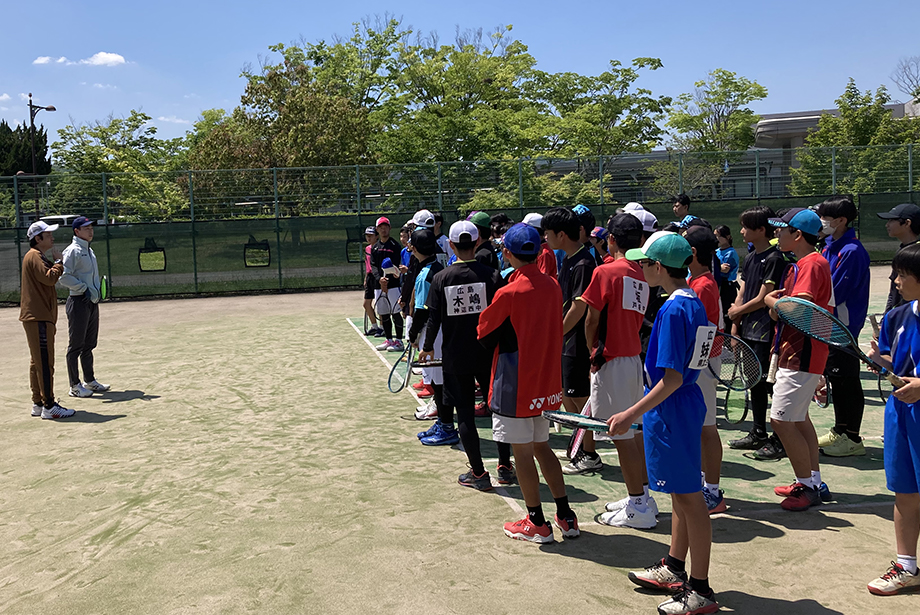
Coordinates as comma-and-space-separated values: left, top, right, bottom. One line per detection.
376, 216, 390, 227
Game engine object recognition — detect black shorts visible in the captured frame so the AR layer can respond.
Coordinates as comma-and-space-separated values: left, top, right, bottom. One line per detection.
742, 338, 772, 384
442, 372, 477, 409
364, 272, 377, 299
562, 354, 591, 398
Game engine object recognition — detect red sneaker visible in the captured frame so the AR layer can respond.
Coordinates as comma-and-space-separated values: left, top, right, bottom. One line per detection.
417, 384, 435, 398
781, 483, 822, 511
474, 401, 490, 417
412, 381, 427, 391
774, 481, 798, 497
553, 513, 580, 538
503, 517, 554, 543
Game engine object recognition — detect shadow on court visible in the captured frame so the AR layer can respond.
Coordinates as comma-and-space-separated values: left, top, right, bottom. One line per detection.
538, 530, 668, 568
61, 410, 127, 423
818, 445, 885, 470
96, 389, 160, 403
715, 590, 845, 614
720, 459, 777, 481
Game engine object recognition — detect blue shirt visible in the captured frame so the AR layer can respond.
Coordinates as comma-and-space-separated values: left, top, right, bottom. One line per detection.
414, 261, 439, 309
716, 247, 739, 282
879, 301, 920, 378
645, 288, 712, 391
822, 227, 870, 337
400, 247, 412, 268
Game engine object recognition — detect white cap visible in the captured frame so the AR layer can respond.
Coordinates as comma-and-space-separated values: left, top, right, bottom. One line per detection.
628, 210, 658, 233
412, 209, 435, 228
522, 212, 543, 229
622, 202, 644, 212
27, 221, 59, 240
449, 220, 479, 243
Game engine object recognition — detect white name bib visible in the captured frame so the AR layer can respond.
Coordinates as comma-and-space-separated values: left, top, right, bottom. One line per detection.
622, 276, 649, 314
445, 282, 487, 316
690, 325, 718, 370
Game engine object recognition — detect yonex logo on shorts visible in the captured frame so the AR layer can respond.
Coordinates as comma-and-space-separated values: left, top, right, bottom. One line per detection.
529, 397, 546, 410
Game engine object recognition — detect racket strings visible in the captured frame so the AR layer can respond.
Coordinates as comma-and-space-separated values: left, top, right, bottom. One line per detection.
717, 343, 762, 390
775, 302, 849, 346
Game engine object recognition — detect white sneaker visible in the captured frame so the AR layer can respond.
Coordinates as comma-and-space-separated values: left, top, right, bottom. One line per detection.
605, 494, 659, 517
561, 452, 603, 475
41, 403, 75, 420
375, 340, 393, 351
69, 384, 93, 398
84, 380, 110, 392
411, 367, 423, 375
31, 404, 43, 417
599, 501, 658, 529
415, 400, 438, 420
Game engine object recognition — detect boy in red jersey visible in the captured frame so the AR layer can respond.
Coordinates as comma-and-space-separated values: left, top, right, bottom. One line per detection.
478, 223, 579, 543
764, 208, 834, 511
684, 226, 727, 514
523, 212, 558, 279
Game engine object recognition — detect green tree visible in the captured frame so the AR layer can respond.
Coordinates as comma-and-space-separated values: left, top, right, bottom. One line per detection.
667, 69, 768, 152
0, 120, 53, 177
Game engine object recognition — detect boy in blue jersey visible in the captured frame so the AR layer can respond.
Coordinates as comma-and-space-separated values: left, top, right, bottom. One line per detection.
609, 230, 719, 615
866, 242, 920, 595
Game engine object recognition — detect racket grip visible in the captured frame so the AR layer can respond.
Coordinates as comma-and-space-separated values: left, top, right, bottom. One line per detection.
766, 353, 779, 384
885, 371, 908, 389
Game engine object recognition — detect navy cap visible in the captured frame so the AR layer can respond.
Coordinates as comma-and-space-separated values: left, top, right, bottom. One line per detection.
72, 216, 95, 230
877, 203, 920, 221
502, 223, 541, 256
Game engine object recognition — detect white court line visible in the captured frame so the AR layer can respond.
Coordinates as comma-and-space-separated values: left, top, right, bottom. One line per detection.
347, 316, 524, 514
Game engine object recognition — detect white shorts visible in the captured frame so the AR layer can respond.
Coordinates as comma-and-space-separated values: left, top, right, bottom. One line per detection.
589, 356, 643, 441
492, 414, 550, 444
770, 368, 821, 423
373, 287, 401, 315
698, 364, 719, 427
420, 327, 443, 385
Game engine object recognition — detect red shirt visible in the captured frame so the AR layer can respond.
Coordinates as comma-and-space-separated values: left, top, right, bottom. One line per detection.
537, 243, 557, 279
602, 253, 615, 264
580, 258, 647, 360
688, 272, 722, 329
477, 264, 563, 418
778, 252, 833, 374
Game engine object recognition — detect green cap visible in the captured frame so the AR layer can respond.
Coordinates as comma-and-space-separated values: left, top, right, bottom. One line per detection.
625, 230, 693, 268
468, 211, 491, 228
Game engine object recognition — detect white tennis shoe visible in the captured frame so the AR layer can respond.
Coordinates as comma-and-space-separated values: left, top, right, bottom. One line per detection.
69, 384, 93, 398
84, 380, 111, 392
605, 494, 659, 517
41, 403, 75, 420
599, 501, 658, 529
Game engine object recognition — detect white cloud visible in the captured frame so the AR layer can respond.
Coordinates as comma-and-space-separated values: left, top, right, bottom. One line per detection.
92, 83, 118, 90
183, 93, 200, 99
157, 115, 191, 125
57, 57, 68, 64
19, 93, 29, 101
0, 93, 10, 101
0, 106, 8, 111
33, 56, 53, 64
80, 52, 126, 67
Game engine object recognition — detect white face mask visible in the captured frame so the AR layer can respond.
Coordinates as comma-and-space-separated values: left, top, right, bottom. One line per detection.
820, 219, 835, 234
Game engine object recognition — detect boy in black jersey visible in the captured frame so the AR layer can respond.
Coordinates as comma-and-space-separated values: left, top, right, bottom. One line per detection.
418, 221, 515, 489
469, 211, 500, 270
543, 207, 599, 474
370, 216, 405, 351
726, 206, 787, 453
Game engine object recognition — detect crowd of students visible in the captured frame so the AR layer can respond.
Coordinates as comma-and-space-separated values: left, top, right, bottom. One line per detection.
359, 196, 920, 613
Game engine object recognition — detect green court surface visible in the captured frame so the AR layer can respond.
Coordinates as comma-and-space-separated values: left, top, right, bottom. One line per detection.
0, 267, 914, 614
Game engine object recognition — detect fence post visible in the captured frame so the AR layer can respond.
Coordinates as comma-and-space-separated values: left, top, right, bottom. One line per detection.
518, 159, 524, 215
678, 152, 684, 194
831, 147, 837, 194
355, 165, 361, 213
189, 170, 199, 293
274, 168, 283, 290
103, 173, 113, 297
598, 156, 604, 205
437, 163, 443, 212
909, 144, 914, 192
13, 174, 22, 288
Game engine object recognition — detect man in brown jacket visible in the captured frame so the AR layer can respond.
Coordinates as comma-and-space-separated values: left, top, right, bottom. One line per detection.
20, 221, 73, 419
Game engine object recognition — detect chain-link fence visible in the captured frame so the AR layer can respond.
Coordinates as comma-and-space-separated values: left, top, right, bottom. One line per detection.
1, 144, 917, 302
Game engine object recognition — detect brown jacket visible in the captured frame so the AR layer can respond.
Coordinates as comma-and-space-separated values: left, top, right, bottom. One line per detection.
19, 247, 64, 323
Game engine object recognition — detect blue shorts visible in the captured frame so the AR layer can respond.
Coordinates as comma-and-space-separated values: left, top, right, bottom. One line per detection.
643, 384, 706, 494
884, 397, 920, 494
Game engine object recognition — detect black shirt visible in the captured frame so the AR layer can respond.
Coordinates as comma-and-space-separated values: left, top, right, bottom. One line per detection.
739, 245, 788, 343
474, 241, 500, 270
425, 260, 504, 374
558, 246, 596, 358
370, 238, 402, 286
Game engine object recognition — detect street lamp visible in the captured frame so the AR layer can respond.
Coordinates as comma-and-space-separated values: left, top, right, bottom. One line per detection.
28, 92, 55, 220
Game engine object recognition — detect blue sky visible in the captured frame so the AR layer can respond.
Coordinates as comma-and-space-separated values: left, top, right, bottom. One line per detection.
2, 0, 918, 154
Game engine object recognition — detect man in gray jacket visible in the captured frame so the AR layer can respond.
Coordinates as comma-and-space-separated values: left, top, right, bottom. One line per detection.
60, 216, 110, 397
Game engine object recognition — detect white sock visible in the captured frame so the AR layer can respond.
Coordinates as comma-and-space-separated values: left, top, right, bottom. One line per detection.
700, 471, 706, 487
630, 494, 648, 510
643, 485, 650, 498
796, 476, 814, 489
811, 470, 822, 487
704, 482, 720, 496
898, 555, 919, 575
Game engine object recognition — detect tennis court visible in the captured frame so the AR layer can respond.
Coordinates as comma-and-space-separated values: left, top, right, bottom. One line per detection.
0, 266, 912, 614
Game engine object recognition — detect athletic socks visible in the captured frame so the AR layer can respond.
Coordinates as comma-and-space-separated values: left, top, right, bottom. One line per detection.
796, 476, 815, 489
628, 493, 648, 510
665, 554, 685, 573
689, 576, 711, 595
527, 505, 546, 527
811, 470, 822, 488
704, 482, 720, 497
554, 495, 575, 520
898, 555, 919, 575
643, 484, 650, 498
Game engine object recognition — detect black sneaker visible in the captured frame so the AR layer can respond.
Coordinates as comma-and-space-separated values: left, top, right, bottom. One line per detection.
729, 430, 769, 450
458, 469, 493, 491
751, 434, 786, 460
496, 464, 516, 485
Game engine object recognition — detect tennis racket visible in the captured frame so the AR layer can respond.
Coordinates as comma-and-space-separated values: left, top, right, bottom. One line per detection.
364, 311, 371, 335
868, 314, 894, 402
813, 375, 831, 408
374, 289, 393, 317
709, 331, 762, 391
767, 262, 797, 383
100, 275, 109, 301
773, 297, 907, 388
411, 358, 443, 368
565, 400, 592, 460
720, 382, 750, 424
387, 344, 416, 393
542, 410, 641, 433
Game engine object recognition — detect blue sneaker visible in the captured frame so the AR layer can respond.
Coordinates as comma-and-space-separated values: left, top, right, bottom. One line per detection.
420, 422, 460, 446
704, 489, 727, 514
818, 482, 832, 502
417, 421, 442, 440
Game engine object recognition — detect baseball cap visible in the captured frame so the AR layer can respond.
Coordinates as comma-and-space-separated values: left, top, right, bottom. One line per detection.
683, 225, 719, 252
72, 216, 95, 230
572, 204, 591, 216
409, 229, 437, 254
676, 214, 700, 229
877, 203, 920, 221
522, 212, 543, 229
449, 220, 479, 243
628, 209, 658, 233
625, 231, 693, 269
607, 213, 643, 241
375, 216, 390, 227
769, 207, 822, 235
411, 209, 435, 228
468, 211, 491, 229
622, 202, 645, 212
590, 226, 608, 241
502, 223, 541, 256
364, 226, 377, 235
27, 221, 59, 240
380, 257, 400, 277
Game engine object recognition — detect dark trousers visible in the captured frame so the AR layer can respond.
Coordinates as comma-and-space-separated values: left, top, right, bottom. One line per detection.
443, 372, 512, 473
826, 347, 865, 435
23, 321, 56, 408
747, 339, 773, 435
66, 294, 99, 386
